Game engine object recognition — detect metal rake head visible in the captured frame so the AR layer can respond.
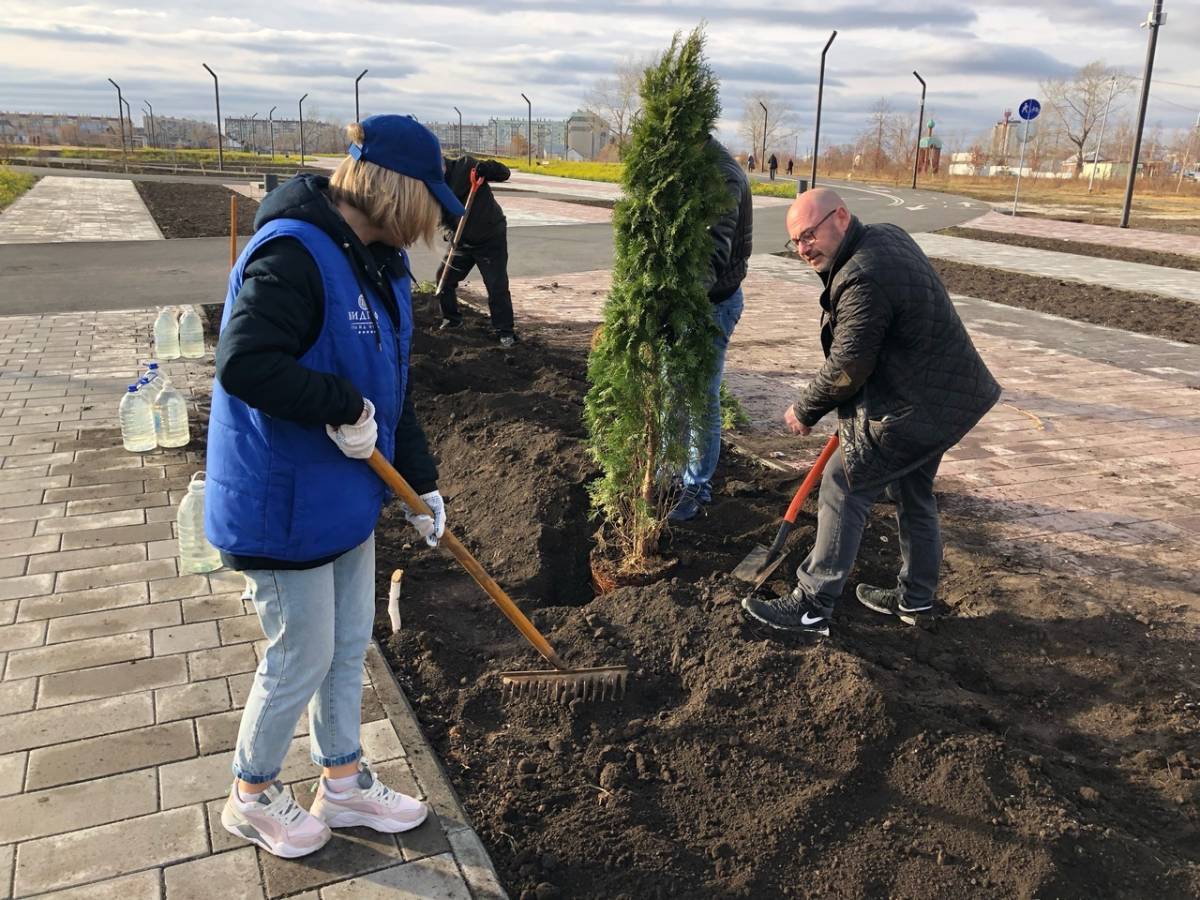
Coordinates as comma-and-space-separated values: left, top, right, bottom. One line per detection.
500, 666, 629, 702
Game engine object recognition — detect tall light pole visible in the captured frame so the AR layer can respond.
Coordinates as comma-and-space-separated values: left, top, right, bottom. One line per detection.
811, 30, 837, 189
758, 100, 768, 175
298, 93, 308, 166
453, 106, 462, 153
106, 78, 127, 169
249, 112, 258, 155
120, 97, 132, 151
268, 105, 276, 162
1088, 76, 1117, 192
1121, 0, 1165, 228
201, 63, 223, 171
911, 71, 926, 189
1178, 112, 1200, 193
142, 100, 155, 149
520, 93, 532, 165
355, 68, 368, 122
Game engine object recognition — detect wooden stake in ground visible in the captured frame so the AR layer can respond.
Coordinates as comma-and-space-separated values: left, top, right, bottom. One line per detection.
229, 195, 237, 267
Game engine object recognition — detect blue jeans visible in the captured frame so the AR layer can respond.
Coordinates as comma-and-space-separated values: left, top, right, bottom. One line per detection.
683, 288, 744, 502
232, 534, 375, 783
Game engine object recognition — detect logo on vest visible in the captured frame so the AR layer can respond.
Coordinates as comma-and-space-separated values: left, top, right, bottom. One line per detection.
347, 294, 375, 336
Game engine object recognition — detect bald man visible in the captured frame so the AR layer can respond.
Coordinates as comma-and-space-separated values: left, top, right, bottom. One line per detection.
742, 189, 1000, 635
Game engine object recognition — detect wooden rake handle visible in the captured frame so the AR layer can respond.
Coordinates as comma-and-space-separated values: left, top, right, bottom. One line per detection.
366, 449, 568, 670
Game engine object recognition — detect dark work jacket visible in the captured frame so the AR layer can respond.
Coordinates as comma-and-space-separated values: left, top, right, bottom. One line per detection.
213, 174, 438, 570
705, 138, 753, 303
794, 217, 1001, 491
442, 155, 509, 245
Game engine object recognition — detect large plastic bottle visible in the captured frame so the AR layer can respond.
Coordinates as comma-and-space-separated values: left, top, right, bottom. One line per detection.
154, 308, 181, 360
154, 379, 190, 448
138, 377, 163, 437
178, 472, 222, 573
178, 306, 205, 358
118, 384, 157, 452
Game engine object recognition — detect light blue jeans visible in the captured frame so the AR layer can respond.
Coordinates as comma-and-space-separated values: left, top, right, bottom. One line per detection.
232, 534, 375, 783
683, 288, 744, 502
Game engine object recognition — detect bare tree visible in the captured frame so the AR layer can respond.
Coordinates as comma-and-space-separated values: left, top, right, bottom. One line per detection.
583, 57, 647, 157
1041, 60, 1134, 177
738, 91, 797, 161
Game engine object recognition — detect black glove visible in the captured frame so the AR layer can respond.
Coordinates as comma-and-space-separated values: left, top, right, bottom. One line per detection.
475, 160, 504, 182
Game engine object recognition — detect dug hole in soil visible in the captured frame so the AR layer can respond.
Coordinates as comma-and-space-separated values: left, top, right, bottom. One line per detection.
374, 294, 1199, 899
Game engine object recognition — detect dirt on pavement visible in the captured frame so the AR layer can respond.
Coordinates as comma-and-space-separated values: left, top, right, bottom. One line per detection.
374, 295, 1200, 900
135, 181, 258, 239
940, 227, 1200, 273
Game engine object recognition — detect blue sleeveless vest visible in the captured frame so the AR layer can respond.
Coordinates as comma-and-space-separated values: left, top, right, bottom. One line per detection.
205, 219, 412, 561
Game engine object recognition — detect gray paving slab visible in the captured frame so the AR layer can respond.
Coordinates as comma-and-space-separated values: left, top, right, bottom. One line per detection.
0, 176, 163, 244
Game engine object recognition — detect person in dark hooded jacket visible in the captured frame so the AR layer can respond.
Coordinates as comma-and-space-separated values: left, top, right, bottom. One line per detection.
435, 154, 516, 346
742, 188, 1000, 636
208, 115, 463, 859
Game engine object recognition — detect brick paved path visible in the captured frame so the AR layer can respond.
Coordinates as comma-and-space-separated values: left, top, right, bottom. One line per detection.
0, 177, 163, 244
913, 232, 1200, 304
496, 254, 1200, 601
966, 209, 1200, 259
0, 311, 506, 899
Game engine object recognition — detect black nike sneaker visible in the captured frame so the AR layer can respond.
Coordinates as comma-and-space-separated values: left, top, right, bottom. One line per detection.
855, 584, 933, 626
742, 587, 830, 636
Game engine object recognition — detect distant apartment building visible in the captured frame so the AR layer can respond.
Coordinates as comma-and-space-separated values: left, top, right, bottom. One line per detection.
566, 110, 610, 161
0, 112, 125, 146
426, 117, 569, 158
224, 117, 343, 155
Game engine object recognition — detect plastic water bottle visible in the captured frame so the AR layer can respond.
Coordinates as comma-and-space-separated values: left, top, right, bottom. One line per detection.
143, 361, 162, 387
178, 306, 205, 358
154, 308, 180, 360
138, 377, 163, 436
154, 379, 190, 448
118, 385, 156, 452
178, 473, 222, 573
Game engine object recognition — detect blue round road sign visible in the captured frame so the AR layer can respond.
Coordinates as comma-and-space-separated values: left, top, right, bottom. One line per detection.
1019, 99, 1041, 121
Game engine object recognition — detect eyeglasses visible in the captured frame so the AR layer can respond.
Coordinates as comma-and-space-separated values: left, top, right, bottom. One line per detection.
784, 208, 838, 253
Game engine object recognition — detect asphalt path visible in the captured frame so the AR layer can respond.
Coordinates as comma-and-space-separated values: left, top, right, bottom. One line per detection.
0, 174, 985, 315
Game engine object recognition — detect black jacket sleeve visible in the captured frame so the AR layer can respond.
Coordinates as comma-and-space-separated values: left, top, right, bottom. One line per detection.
393, 387, 439, 495
795, 276, 892, 426
475, 159, 510, 183
215, 238, 365, 427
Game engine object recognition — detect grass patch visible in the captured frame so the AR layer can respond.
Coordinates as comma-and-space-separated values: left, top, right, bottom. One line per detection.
6, 146, 296, 167
0, 167, 36, 211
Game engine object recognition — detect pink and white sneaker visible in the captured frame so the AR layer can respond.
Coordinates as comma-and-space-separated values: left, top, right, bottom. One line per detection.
310, 762, 428, 833
221, 781, 331, 858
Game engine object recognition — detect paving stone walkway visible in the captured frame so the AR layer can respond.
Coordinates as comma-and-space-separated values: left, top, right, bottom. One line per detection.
913, 232, 1200, 304
494, 254, 1200, 604
0, 311, 506, 899
0, 177, 163, 244
966, 209, 1200, 259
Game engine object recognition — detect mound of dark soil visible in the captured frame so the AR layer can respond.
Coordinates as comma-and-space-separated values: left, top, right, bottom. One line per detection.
940, 226, 1200, 272
135, 181, 258, 238
376, 296, 1200, 899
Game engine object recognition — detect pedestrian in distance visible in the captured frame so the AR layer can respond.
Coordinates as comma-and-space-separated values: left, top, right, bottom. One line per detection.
768, 153, 778, 181
436, 154, 518, 347
742, 188, 1000, 636
208, 114, 462, 858
786, 158, 794, 176
747, 152, 756, 172
669, 137, 753, 522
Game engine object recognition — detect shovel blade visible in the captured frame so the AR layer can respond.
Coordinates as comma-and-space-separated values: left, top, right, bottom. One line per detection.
733, 543, 789, 585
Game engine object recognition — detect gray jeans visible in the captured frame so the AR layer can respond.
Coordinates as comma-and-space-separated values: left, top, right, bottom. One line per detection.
794, 448, 943, 613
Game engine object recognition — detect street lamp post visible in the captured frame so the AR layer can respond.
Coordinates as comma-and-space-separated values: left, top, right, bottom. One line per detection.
268, 105, 276, 162
249, 112, 258, 155
201, 63, 224, 171
911, 70, 926, 189
520, 93, 531, 166
453, 106, 462, 153
355, 69, 368, 123
1121, 0, 1165, 228
811, 30, 837, 189
758, 101, 768, 176
106, 79, 127, 168
298, 93, 309, 166
120, 97, 132, 152
1088, 76, 1117, 192
142, 101, 155, 149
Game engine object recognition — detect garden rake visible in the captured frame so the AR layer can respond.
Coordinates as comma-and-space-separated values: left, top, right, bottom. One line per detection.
433, 166, 483, 298
366, 450, 629, 702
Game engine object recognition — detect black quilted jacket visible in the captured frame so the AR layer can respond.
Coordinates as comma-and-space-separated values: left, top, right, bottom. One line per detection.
795, 217, 1001, 491
705, 138, 753, 303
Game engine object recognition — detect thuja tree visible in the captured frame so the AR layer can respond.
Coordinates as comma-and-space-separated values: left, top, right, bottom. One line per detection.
584, 27, 731, 571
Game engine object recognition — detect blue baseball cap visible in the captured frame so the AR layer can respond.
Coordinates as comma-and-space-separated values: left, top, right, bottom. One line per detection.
348, 115, 465, 218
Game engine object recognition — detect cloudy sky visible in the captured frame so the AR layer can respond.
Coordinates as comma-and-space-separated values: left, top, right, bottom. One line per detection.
2, 0, 1198, 150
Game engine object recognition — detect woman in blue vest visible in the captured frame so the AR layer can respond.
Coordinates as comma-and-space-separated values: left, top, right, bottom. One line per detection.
206, 115, 464, 858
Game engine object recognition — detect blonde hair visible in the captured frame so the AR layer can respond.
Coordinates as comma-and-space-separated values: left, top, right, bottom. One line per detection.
328, 123, 442, 248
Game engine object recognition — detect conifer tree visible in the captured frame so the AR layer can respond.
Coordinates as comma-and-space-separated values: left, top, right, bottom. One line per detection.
584, 26, 730, 571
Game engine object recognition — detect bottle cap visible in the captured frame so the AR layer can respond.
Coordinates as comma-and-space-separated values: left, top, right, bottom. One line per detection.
127, 385, 138, 393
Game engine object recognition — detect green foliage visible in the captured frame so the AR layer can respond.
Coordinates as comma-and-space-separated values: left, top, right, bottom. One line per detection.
0, 167, 35, 211
719, 382, 750, 431
750, 180, 797, 198
584, 26, 730, 569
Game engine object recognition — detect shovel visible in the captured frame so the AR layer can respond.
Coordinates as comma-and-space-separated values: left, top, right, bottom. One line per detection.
732, 434, 839, 590
366, 450, 628, 701
434, 167, 483, 298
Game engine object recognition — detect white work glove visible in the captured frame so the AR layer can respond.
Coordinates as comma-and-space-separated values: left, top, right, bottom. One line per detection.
402, 490, 446, 547
325, 398, 377, 459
